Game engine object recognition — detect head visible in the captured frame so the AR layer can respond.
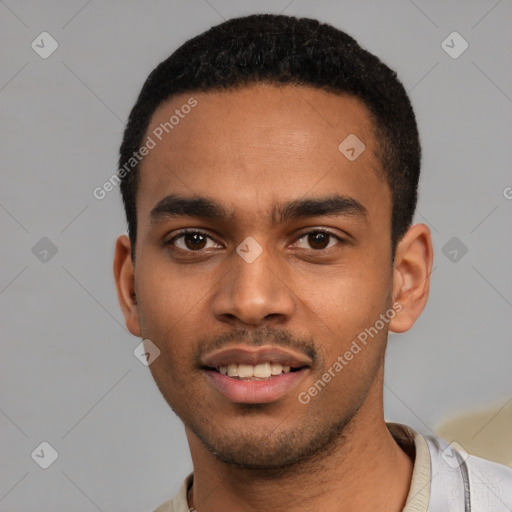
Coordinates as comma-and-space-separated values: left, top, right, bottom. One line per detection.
114, 14, 432, 470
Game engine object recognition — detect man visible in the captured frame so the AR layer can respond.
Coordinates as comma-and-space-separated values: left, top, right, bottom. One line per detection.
113, 14, 512, 512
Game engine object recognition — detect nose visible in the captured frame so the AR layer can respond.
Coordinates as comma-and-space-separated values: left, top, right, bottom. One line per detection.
211, 241, 296, 327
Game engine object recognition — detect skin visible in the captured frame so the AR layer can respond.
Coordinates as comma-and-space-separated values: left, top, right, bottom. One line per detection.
114, 83, 433, 512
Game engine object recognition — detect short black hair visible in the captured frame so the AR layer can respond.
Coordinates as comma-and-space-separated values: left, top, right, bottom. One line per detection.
119, 14, 420, 260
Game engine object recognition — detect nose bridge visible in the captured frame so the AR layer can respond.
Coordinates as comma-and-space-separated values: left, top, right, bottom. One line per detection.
212, 237, 295, 325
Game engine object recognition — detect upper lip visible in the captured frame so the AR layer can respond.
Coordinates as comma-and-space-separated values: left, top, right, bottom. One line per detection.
201, 345, 312, 369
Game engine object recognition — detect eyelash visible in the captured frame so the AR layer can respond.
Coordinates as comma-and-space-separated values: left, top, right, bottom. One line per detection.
164, 228, 345, 254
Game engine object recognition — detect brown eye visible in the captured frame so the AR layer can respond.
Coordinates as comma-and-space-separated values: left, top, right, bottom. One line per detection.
307, 232, 330, 250
294, 230, 342, 251
183, 233, 207, 250
167, 230, 220, 252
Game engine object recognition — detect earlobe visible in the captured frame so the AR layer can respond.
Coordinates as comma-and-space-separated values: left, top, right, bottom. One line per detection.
389, 224, 433, 333
113, 235, 141, 337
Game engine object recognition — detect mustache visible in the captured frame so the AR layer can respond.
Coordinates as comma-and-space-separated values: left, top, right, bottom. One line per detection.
193, 325, 318, 363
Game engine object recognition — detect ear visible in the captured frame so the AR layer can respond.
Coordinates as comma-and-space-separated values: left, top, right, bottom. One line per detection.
389, 223, 433, 333
113, 234, 141, 337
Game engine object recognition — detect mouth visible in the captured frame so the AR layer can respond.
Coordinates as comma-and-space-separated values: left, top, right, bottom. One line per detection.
206, 362, 305, 380
201, 346, 312, 403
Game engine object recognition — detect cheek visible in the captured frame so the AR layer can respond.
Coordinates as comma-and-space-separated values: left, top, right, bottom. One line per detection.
299, 272, 390, 407
295, 262, 392, 389
136, 285, 200, 388
141, 311, 203, 408
136, 255, 204, 331
304, 262, 391, 331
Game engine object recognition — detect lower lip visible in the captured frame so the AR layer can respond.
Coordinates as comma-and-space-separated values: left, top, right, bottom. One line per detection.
204, 369, 309, 404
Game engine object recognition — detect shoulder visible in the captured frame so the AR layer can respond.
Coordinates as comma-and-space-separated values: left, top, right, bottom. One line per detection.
424, 433, 512, 510
463, 450, 512, 510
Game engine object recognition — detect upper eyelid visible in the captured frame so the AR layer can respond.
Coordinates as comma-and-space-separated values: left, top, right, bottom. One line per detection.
167, 228, 221, 246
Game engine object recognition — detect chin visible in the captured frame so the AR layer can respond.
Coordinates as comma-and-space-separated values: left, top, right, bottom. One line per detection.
190, 413, 353, 472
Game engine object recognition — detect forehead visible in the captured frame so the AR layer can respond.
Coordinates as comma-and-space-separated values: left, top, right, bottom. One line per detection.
137, 84, 389, 227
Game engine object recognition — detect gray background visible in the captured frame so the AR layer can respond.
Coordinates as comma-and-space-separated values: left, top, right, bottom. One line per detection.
1, 0, 511, 510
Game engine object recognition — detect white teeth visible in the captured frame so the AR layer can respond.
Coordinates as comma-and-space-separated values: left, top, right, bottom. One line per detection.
253, 363, 271, 378
237, 364, 253, 378
217, 362, 295, 378
227, 364, 238, 377
270, 363, 283, 375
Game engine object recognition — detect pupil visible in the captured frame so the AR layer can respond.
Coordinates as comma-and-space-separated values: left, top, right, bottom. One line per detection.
186, 233, 206, 250
309, 232, 329, 249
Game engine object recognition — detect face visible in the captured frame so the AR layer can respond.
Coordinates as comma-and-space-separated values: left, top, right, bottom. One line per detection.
115, 84, 418, 469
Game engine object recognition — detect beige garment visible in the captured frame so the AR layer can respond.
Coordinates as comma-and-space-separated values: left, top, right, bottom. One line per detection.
153, 422, 431, 512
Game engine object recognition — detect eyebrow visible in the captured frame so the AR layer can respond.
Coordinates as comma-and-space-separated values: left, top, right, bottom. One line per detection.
149, 193, 367, 227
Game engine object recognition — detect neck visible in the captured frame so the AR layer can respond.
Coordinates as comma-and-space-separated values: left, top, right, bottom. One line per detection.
186, 376, 413, 512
